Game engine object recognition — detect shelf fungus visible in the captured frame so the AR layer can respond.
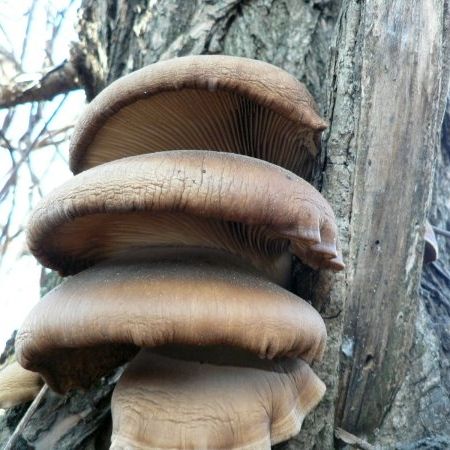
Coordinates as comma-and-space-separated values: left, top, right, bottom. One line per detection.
16, 251, 326, 394
27, 151, 343, 283
69, 55, 327, 178
17, 56, 344, 449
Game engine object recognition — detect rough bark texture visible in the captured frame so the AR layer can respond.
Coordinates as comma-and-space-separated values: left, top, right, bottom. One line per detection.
1, 0, 449, 448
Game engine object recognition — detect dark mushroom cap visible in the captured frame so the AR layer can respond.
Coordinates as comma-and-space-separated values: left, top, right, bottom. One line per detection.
27, 151, 344, 278
16, 249, 327, 393
69, 55, 327, 176
110, 348, 326, 450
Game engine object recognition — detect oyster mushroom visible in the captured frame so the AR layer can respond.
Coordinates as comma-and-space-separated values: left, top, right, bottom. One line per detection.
110, 348, 326, 450
27, 150, 344, 282
0, 361, 43, 409
69, 55, 327, 177
17, 57, 345, 449
16, 249, 327, 394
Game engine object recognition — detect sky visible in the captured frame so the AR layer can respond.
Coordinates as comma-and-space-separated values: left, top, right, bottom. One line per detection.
0, 0, 84, 349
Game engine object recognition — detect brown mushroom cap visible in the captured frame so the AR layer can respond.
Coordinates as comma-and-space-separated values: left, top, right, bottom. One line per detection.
0, 361, 43, 409
69, 55, 327, 176
424, 220, 438, 263
110, 348, 326, 450
27, 150, 344, 278
16, 249, 327, 394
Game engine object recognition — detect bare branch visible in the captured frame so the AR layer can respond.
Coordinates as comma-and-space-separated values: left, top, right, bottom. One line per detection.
0, 94, 68, 202
0, 60, 81, 109
432, 225, 450, 239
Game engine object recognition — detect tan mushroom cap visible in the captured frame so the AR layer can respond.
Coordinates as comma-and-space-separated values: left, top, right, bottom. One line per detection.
69, 55, 327, 176
0, 361, 43, 409
424, 220, 438, 263
110, 348, 326, 450
16, 249, 327, 394
27, 150, 344, 278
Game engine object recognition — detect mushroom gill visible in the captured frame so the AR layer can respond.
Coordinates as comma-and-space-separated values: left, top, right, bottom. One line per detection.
16, 249, 326, 394
27, 150, 344, 282
110, 348, 326, 450
69, 55, 327, 176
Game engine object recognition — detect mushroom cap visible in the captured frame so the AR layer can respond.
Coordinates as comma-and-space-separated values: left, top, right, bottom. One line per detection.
69, 55, 327, 176
0, 361, 43, 409
16, 249, 327, 394
27, 150, 344, 277
110, 348, 326, 450
424, 220, 438, 263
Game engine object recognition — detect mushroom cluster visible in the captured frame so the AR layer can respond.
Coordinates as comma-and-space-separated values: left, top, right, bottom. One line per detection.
16, 55, 344, 449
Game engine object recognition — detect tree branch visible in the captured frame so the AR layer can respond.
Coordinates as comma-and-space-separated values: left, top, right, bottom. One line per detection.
0, 60, 81, 109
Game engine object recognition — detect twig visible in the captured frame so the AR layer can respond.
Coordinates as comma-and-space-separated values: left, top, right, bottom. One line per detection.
0, 60, 80, 109
3, 384, 48, 450
0, 94, 68, 202
432, 225, 450, 239
20, 0, 38, 66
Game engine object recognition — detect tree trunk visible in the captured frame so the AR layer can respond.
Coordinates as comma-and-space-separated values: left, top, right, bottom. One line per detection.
1, 1, 449, 448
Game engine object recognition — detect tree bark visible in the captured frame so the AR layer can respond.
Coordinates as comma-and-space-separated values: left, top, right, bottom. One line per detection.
333, 0, 449, 434
1, 1, 449, 448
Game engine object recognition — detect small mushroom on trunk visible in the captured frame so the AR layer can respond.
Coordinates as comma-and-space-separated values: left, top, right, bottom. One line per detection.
16, 249, 326, 394
424, 220, 438, 263
27, 150, 343, 282
69, 55, 327, 177
110, 348, 326, 450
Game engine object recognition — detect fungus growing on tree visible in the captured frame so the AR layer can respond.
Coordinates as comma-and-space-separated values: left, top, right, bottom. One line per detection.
110, 349, 326, 450
16, 250, 326, 393
0, 361, 43, 409
17, 56, 344, 448
424, 220, 438, 263
69, 55, 327, 177
27, 151, 343, 284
